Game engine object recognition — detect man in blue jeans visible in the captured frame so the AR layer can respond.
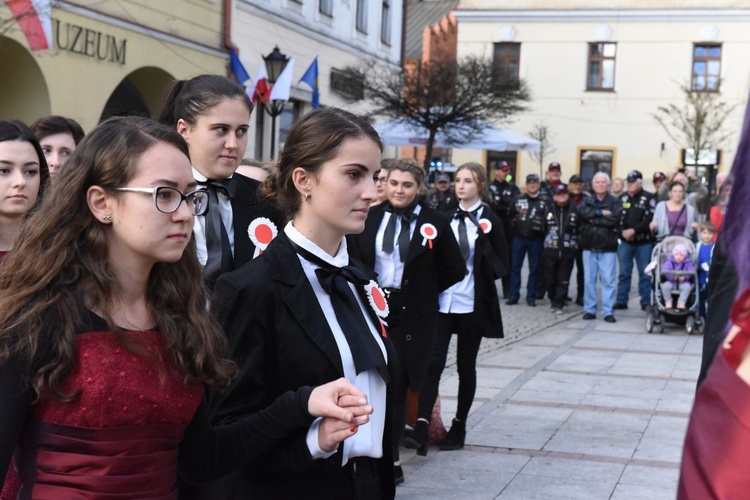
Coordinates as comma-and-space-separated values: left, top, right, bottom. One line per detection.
578, 172, 623, 322
615, 170, 655, 311
507, 174, 549, 306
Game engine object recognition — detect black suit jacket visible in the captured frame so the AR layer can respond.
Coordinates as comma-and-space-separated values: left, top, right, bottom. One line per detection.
186, 233, 396, 500
469, 206, 510, 338
348, 203, 465, 390
229, 174, 285, 270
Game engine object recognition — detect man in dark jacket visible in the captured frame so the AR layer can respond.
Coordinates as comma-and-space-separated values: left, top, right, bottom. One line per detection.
542, 184, 580, 313
507, 174, 549, 306
540, 161, 565, 200
578, 172, 623, 322
426, 172, 459, 213
615, 170, 656, 311
489, 161, 520, 297
568, 174, 589, 305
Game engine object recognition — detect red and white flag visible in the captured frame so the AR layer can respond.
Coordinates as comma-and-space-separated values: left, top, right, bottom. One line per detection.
7, 0, 52, 51
249, 63, 271, 104
269, 58, 296, 102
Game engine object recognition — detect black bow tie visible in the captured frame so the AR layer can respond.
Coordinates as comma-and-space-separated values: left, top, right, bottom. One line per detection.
454, 208, 480, 220
198, 176, 237, 199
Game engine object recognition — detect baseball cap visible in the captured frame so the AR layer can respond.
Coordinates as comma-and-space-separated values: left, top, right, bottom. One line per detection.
436, 173, 450, 183
653, 171, 666, 182
626, 170, 643, 182
495, 161, 511, 171
526, 174, 540, 183
569, 174, 583, 183
553, 184, 569, 195
548, 162, 561, 171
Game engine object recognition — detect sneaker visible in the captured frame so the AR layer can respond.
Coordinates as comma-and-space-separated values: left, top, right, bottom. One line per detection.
583, 313, 596, 320
604, 315, 616, 323
613, 303, 628, 310
527, 300, 537, 307
554, 308, 564, 315
505, 298, 519, 305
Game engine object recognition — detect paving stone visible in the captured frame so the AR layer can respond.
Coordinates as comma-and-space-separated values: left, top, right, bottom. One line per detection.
609, 483, 676, 500
518, 456, 624, 482
619, 464, 680, 489
498, 473, 616, 500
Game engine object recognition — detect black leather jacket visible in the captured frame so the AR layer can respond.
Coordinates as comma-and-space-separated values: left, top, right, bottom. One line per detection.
618, 189, 655, 244
509, 193, 549, 239
488, 179, 520, 221
543, 201, 580, 251
578, 193, 623, 252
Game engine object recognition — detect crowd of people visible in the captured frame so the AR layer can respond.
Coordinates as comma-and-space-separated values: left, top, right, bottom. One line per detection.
0, 70, 741, 499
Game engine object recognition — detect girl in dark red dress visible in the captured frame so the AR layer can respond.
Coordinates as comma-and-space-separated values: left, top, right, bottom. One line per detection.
0, 116, 372, 499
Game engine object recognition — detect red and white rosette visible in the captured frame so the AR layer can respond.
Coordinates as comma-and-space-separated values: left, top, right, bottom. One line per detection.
478, 218, 492, 234
365, 280, 390, 337
420, 223, 438, 249
248, 217, 278, 258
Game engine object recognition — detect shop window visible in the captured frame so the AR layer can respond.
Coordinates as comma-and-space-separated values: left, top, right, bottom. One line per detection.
356, 0, 368, 33
319, 0, 332, 17
587, 43, 616, 91
381, 0, 391, 45
579, 147, 614, 184
692, 44, 721, 91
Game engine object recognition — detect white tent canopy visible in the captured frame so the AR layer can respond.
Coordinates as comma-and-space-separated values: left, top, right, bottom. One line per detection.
373, 118, 541, 152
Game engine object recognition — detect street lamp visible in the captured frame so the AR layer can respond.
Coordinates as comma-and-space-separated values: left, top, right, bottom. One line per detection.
263, 46, 290, 159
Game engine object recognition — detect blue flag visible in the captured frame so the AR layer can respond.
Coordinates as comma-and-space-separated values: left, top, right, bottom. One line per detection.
230, 47, 251, 89
299, 57, 320, 108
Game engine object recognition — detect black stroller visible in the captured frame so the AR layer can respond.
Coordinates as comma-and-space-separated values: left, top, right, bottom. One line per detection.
645, 235, 703, 335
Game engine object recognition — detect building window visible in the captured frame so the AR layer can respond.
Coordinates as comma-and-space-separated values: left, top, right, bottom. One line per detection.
380, 0, 391, 45
493, 43, 520, 86
579, 147, 615, 184
356, 0, 367, 33
587, 43, 616, 91
319, 0, 332, 17
692, 44, 721, 91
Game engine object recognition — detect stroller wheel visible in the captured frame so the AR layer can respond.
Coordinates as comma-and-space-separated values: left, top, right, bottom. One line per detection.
686, 316, 696, 335
646, 313, 655, 333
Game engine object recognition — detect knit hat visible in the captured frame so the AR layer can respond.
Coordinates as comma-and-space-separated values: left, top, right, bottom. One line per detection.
672, 244, 689, 258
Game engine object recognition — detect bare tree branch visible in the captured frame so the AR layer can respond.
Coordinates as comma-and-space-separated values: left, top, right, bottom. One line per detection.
527, 122, 556, 177
342, 55, 531, 170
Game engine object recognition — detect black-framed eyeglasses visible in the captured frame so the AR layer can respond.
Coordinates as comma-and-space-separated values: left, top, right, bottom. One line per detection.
115, 186, 209, 216
374, 176, 388, 184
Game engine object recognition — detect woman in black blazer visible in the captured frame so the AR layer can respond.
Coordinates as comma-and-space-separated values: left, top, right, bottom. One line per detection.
348, 159, 465, 482
159, 75, 283, 289
195, 108, 396, 500
411, 161, 509, 452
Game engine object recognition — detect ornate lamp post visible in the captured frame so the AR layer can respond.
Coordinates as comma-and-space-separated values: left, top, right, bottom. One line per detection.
263, 46, 290, 159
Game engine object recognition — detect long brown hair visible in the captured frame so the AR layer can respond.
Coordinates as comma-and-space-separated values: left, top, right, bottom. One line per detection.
456, 161, 489, 198
0, 116, 235, 401
263, 107, 383, 219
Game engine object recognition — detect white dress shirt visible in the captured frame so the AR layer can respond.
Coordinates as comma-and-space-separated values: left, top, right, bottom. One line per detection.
285, 223, 388, 465
439, 201, 483, 314
192, 167, 235, 267
374, 204, 421, 289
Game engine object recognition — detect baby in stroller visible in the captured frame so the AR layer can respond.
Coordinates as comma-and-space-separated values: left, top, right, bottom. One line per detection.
660, 243, 695, 310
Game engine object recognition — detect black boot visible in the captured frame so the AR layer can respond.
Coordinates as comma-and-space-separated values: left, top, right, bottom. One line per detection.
403, 419, 429, 456
439, 418, 466, 451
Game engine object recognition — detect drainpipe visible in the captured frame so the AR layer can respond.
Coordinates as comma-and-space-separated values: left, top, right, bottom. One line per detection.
224, 0, 234, 51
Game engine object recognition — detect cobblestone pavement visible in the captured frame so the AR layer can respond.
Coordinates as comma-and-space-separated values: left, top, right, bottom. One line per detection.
396, 286, 700, 499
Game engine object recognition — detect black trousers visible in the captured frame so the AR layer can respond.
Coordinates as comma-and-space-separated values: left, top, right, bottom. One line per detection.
333, 457, 384, 500
543, 249, 576, 308
574, 249, 584, 301
417, 313, 482, 423
387, 290, 409, 462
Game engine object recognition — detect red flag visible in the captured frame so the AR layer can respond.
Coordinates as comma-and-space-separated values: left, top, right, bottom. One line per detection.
249, 63, 271, 104
7, 0, 52, 51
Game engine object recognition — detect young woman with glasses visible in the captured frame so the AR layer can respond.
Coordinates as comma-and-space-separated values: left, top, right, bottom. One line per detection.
0, 116, 372, 498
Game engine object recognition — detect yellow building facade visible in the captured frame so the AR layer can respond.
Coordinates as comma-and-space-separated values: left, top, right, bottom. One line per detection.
0, 0, 227, 132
